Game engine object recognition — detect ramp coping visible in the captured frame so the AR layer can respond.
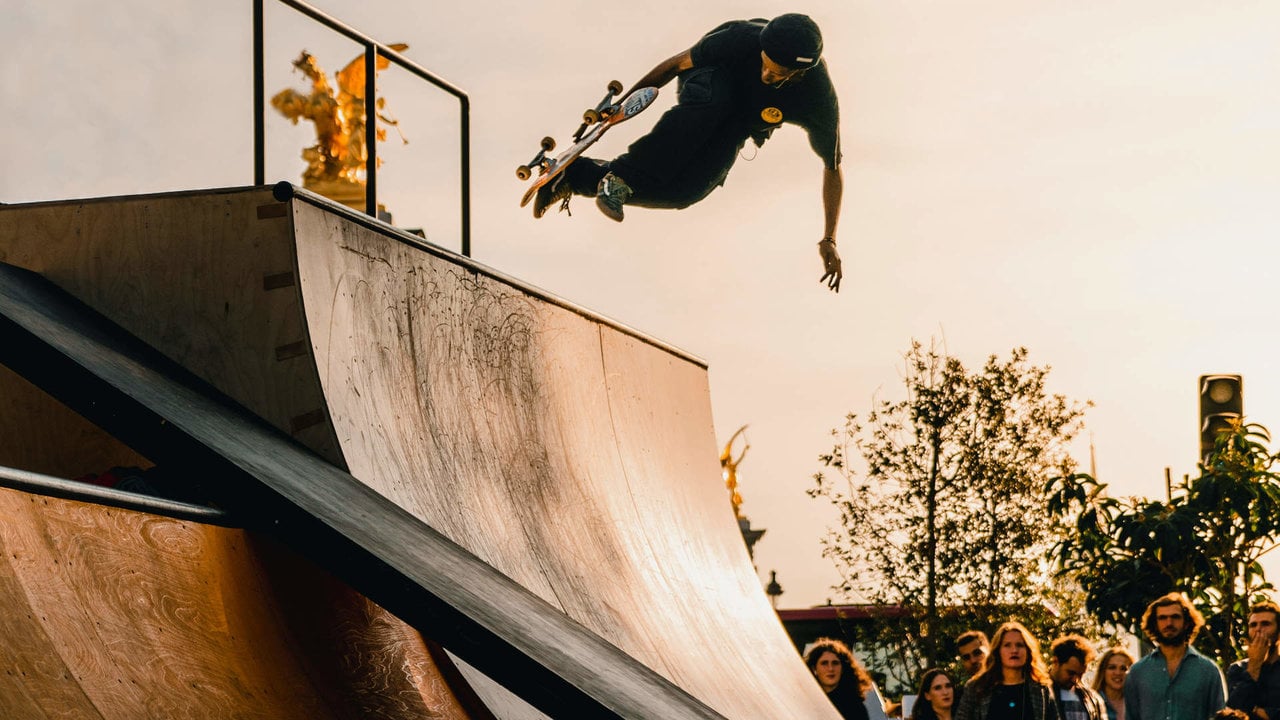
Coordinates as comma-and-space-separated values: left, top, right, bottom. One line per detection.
0, 185, 706, 369
273, 181, 707, 368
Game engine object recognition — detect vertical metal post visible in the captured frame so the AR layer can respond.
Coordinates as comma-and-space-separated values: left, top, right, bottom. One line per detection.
364, 43, 378, 218
253, 0, 265, 185
254, 0, 472, 249
460, 97, 471, 256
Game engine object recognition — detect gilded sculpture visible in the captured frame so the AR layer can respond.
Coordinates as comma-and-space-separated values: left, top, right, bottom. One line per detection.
720, 425, 750, 518
271, 46, 408, 194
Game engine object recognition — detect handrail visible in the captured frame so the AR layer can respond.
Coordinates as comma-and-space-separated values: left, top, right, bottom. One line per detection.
0, 465, 237, 527
253, 0, 472, 256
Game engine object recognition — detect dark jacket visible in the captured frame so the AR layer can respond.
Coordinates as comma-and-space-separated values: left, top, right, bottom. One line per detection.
955, 679, 1055, 720
1227, 658, 1280, 720
825, 680, 871, 720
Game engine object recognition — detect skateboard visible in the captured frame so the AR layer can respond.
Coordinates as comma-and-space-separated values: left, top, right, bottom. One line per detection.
518, 81, 659, 210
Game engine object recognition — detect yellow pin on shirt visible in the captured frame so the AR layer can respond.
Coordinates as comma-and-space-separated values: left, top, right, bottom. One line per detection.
761, 107, 783, 124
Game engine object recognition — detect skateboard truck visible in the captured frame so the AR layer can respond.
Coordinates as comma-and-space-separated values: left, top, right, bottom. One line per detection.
516, 82, 658, 214
574, 80, 624, 141
515, 80, 625, 180
516, 136, 556, 181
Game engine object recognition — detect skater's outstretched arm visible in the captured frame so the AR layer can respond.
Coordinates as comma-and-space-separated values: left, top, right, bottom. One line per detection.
818, 166, 843, 293
624, 50, 693, 97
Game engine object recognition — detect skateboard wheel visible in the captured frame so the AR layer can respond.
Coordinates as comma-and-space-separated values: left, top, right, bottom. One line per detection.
583, 108, 601, 124
541, 136, 556, 151
607, 80, 623, 95
516, 165, 532, 180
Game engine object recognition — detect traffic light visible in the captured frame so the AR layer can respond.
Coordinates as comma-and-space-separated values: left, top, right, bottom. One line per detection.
1199, 374, 1242, 460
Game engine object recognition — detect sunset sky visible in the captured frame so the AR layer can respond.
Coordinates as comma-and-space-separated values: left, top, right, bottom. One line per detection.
6, 0, 1280, 609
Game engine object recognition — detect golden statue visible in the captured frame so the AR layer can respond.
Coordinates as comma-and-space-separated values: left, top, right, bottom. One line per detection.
720, 425, 750, 518
271, 45, 408, 205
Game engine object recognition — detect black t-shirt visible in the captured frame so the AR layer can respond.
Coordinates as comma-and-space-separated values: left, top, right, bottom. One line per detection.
688, 19, 842, 169
824, 681, 871, 720
988, 682, 1028, 720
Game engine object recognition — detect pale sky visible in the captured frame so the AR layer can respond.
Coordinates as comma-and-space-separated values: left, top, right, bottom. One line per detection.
5, 0, 1280, 609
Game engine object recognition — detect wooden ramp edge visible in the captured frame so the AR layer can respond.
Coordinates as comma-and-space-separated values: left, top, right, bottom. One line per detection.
0, 263, 727, 719
284, 188, 839, 719
0, 187, 839, 719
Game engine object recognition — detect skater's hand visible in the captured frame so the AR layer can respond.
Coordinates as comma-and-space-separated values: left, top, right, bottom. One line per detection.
818, 237, 842, 293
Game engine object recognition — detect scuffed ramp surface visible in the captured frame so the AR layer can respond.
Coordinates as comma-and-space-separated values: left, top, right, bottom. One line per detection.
0, 187, 839, 718
0, 261, 727, 719
290, 199, 837, 718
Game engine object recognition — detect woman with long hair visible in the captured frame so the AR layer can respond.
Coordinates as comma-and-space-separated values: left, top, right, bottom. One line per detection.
910, 668, 956, 720
1091, 647, 1134, 720
954, 621, 1054, 720
804, 638, 873, 720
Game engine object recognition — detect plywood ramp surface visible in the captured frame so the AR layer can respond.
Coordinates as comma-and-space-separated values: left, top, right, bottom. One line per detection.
0, 188, 838, 719
0, 189, 340, 462
0, 487, 478, 720
290, 201, 836, 718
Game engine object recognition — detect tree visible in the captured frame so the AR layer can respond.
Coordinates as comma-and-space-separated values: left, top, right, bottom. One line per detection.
1047, 422, 1280, 665
809, 341, 1091, 690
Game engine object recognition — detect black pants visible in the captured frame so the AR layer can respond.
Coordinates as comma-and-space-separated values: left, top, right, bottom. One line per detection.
564, 67, 748, 209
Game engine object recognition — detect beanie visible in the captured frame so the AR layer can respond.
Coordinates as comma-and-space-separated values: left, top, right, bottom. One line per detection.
760, 13, 823, 70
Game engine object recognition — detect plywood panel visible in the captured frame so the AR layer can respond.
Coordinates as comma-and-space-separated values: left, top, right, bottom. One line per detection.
290, 202, 839, 719
0, 487, 478, 720
0, 190, 339, 461
600, 329, 832, 712
0, 188, 835, 717
0, 258, 722, 719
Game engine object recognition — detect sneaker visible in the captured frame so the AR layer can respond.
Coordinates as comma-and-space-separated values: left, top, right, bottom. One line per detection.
533, 175, 573, 219
595, 172, 632, 222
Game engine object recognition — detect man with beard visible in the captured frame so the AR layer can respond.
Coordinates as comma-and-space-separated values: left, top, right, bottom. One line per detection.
1227, 600, 1280, 720
1125, 593, 1226, 720
1047, 634, 1107, 720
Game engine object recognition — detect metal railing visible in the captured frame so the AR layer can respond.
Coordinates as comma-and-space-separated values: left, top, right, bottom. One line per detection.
0, 465, 236, 527
253, 0, 472, 256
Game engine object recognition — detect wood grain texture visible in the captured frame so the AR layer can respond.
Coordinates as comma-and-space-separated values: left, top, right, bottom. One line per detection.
0, 261, 726, 719
290, 201, 840, 719
0, 487, 477, 720
0, 189, 340, 462
0, 188, 837, 718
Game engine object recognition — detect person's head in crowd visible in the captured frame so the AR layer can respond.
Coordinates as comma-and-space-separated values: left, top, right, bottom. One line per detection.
971, 621, 1050, 692
955, 630, 990, 678
910, 668, 955, 720
804, 637, 874, 699
1048, 634, 1096, 690
1141, 592, 1205, 647
1247, 599, 1280, 658
1091, 646, 1134, 698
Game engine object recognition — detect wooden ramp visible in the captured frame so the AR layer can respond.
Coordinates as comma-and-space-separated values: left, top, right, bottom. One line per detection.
0, 187, 837, 719
0, 474, 483, 720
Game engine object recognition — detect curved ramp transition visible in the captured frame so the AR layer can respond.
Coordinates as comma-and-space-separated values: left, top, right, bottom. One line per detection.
0, 186, 838, 719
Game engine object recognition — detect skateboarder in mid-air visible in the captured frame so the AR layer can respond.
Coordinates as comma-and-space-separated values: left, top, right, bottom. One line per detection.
534, 13, 845, 292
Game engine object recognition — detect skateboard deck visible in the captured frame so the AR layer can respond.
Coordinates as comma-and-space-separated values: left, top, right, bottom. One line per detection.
519, 85, 659, 209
